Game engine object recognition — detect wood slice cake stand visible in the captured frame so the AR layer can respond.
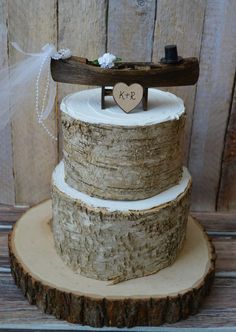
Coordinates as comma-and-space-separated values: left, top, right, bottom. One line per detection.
8, 200, 216, 327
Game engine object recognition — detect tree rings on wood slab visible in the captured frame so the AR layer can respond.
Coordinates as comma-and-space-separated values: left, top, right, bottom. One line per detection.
9, 200, 215, 327
52, 163, 192, 283
60, 88, 186, 200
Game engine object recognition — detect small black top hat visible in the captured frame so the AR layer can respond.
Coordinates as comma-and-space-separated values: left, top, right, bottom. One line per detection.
160, 45, 183, 64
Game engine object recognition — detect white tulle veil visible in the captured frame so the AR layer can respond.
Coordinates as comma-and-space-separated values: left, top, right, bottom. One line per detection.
0, 24, 71, 140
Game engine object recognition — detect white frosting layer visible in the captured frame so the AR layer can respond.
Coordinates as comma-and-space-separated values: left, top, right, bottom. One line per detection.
61, 88, 185, 126
53, 162, 191, 211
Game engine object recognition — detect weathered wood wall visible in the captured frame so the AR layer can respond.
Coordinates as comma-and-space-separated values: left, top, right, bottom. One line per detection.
0, 0, 235, 212
0, 0, 15, 205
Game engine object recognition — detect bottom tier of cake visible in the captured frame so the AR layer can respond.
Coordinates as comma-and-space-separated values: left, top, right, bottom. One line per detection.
8, 201, 216, 327
52, 162, 192, 283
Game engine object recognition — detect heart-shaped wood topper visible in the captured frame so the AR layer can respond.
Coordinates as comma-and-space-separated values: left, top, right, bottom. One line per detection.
113, 83, 143, 113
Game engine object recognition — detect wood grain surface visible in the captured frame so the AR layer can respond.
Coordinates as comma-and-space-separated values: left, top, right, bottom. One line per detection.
7, 0, 58, 205
0, 207, 236, 329
51, 56, 199, 87
189, 0, 236, 212
52, 172, 190, 283
2, 229, 236, 275
57, 0, 107, 155
192, 211, 236, 232
57, 0, 107, 99
107, 0, 156, 62
0, 0, 15, 205
152, 0, 206, 163
217, 80, 236, 211
8, 203, 216, 327
0, 271, 235, 329
61, 111, 185, 200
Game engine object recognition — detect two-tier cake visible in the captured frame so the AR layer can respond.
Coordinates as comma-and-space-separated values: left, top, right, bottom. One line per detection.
9, 86, 215, 327
52, 88, 191, 283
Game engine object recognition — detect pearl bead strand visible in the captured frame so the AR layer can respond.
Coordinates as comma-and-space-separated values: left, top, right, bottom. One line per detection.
35, 54, 57, 141
35, 48, 71, 141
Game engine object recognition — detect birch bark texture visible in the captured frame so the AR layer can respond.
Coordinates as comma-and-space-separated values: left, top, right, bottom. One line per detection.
61, 89, 186, 200
52, 163, 191, 283
9, 200, 216, 327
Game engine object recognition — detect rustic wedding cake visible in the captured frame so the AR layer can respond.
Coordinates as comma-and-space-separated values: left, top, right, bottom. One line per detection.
51, 87, 192, 283
9, 85, 215, 327
8, 49, 216, 327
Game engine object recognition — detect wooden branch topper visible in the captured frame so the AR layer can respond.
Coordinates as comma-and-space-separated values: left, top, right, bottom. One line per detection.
51, 45, 200, 112
113, 83, 143, 113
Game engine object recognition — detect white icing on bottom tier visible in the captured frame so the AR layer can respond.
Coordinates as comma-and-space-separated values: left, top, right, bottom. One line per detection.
52, 161, 191, 211
60, 88, 185, 126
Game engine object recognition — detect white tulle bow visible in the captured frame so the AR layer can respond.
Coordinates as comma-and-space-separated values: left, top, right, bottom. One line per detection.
0, 42, 71, 140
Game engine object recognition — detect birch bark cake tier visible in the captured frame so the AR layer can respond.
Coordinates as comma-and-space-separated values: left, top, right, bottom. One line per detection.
52, 162, 191, 283
61, 88, 185, 200
9, 200, 215, 327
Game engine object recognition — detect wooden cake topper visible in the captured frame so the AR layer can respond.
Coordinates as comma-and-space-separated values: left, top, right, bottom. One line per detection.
51, 45, 199, 112
113, 83, 143, 113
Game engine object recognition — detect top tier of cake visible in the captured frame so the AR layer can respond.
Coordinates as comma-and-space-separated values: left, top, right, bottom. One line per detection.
61, 88, 185, 201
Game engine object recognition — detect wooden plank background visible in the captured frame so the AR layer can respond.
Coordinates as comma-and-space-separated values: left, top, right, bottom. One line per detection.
0, 0, 236, 212
0, 0, 15, 205
189, 0, 236, 212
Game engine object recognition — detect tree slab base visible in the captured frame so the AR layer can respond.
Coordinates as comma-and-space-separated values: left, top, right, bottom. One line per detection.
8, 200, 216, 327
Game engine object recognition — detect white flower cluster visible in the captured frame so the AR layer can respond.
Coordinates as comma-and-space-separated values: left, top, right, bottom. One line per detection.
52, 48, 72, 60
98, 53, 117, 68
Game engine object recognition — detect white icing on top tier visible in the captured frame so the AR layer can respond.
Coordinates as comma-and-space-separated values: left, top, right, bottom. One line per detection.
61, 88, 185, 126
53, 162, 191, 211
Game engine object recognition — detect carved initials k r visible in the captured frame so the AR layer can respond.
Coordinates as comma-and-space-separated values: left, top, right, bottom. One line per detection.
119, 91, 125, 100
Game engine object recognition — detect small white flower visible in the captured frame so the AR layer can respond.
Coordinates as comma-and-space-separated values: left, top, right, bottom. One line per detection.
52, 48, 72, 60
98, 53, 117, 68
60, 48, 72, 59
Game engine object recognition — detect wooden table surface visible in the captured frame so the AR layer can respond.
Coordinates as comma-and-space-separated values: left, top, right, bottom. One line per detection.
0, 205, 236, 331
